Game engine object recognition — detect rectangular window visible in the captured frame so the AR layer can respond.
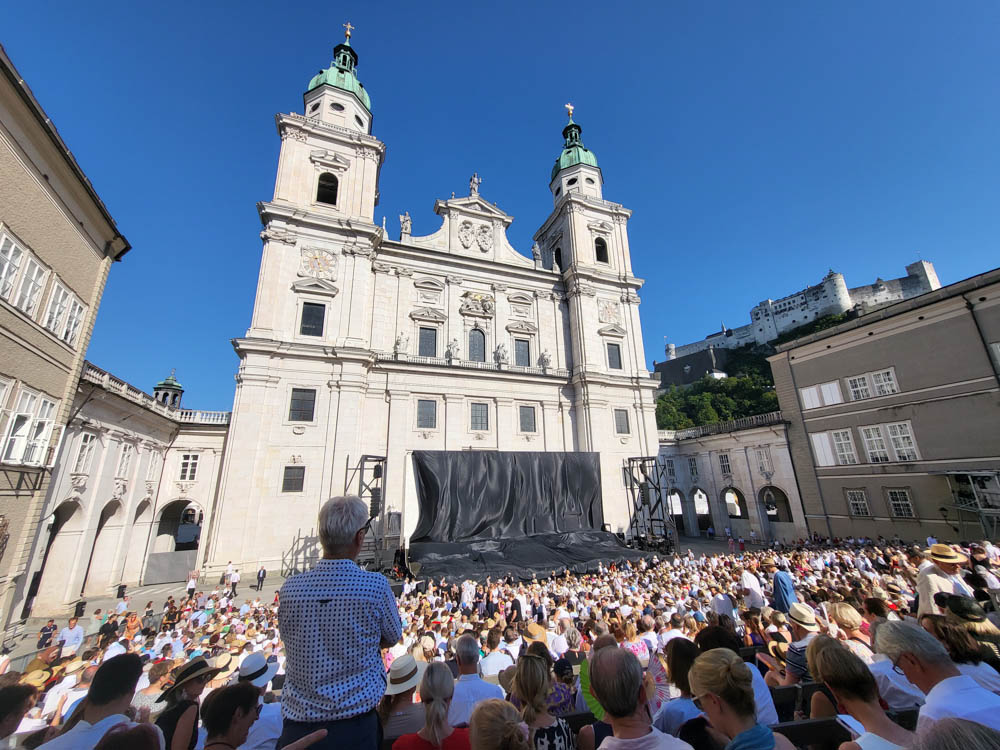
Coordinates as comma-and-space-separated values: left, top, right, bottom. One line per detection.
810, 432, 836, 467
519, 405, 536, 433
831, 429, 858, 465
416, 399, 437, 429
288, 388, 317, 421
299, 302, 325, 337
73, 433, 97, 474
861, 426, 890, 463
665, 459, 676, 481
886, 422, 918, 461
607, 343, 623, 370
871, 369, 899, 396
514, 338, 530, 367
887, 488, 915, 518
22, 398, 55, 465
2, 388, 38, 463
754, 447, 772, 474
614, 408, 630, 435
846, 489, 871, 517
470, 402, 489, 431
718, 452, 732, 474
820, 381, 843, 405
116, 443, 133, 478
0, 235, 23, 301
179, 453, 200, 481
44, 284, 70, 333
688, 457, 698, 478
418, 327, 437, 357
799, 386, 821, 410
847, 375, 872, 401
62, 300, 85, 346
15, 257, 45, 316
145, 451, 160, 481
282, 465, 305, 493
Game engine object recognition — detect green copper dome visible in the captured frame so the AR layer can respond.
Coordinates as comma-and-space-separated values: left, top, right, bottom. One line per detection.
551, 116, 598, 181
307, 38, 371, 112
155, 371, 183, 391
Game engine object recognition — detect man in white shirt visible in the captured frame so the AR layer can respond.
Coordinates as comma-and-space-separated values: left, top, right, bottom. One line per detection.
917, 545, 974, 616
658, 614, 688, 649
479, 630, 514, 676
57, 617, 85, 656
40, 653, 161, 749
875, 620, 1000, 732
738, 567, 765, 609
232, 652, 281, 750
448, 635, 503, 726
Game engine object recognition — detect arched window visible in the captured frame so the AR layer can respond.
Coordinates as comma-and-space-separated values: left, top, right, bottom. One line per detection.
468, 329, 486, 362
316, 173, 338, 205
554, 248, 563, 270
595, 238, 609, 264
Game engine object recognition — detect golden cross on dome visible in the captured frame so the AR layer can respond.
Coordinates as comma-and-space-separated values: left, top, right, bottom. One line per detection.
564, 102, 574, 120
343, 21, 355, 39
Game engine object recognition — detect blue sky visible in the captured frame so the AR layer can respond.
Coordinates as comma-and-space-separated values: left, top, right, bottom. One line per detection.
4, 3, 999, 409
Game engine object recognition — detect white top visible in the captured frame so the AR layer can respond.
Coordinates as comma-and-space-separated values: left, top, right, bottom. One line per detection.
917, 674, 1000, 732
958, 661, 1000, 693
597, 726, 694, 749
242, 701, 282, 750
277, 558, 402, 722
479, 649, 514, 676
868, 657, 925, 712
38, 714, 165, 749
58, 625, 84, 649
447, 673, 504, 726
749, 661, 779, 726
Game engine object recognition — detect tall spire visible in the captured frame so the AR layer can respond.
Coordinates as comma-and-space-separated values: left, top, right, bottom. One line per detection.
551, 103, 599, 181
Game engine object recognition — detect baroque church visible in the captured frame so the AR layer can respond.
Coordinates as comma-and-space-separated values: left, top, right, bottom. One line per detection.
19, 29, 662, 609
200, 29, 659, 578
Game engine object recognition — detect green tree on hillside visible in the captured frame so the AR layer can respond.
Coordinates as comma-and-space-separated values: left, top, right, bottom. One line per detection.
655, 373, 779, 430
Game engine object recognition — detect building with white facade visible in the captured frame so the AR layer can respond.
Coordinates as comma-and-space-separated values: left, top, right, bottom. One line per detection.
16, 364, 228, 615
666, 261, 941, 360
657, 412, 808, 543
199, 32, 660, 580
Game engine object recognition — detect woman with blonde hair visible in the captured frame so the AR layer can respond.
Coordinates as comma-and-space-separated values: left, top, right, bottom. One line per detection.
511, 653, 574, 749
392, 662, 470, 749
828, 603, 874, 665
810, 638, 912, 750
688, 648, 795, 750
469, 699, 531, 750
623, 620, 649, 665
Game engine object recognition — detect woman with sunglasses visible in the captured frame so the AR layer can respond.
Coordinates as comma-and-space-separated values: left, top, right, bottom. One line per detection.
688, 648, 795, 750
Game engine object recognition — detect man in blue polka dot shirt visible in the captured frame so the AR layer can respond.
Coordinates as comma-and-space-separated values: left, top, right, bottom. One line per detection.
277, 495, 402, 749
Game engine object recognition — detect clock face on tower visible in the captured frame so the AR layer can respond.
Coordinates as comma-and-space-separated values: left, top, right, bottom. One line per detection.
299, 247, 338, 280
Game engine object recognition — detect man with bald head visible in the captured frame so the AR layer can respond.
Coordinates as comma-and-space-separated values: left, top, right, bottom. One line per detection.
589, 647, 693, 749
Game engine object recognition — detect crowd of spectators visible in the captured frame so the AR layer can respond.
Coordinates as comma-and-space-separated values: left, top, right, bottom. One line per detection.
2, 495, 1000, 749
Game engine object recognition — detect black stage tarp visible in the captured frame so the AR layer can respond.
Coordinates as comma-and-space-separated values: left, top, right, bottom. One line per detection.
407, 451, 649, 581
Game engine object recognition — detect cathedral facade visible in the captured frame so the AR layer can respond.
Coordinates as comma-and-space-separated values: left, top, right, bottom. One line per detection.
199, 32, 660, 578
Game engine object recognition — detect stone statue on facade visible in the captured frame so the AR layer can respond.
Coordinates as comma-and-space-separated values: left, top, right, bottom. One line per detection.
399, 211, 412, 236
393, 332, 409, 356
446, 338, 460, 361
469, 172, 482, 196
539, 349, 552, 369
531, 242, 541, 262
494, 343, 508, 366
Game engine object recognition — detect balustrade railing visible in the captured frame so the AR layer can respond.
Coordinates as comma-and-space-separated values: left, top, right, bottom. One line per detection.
374, 352, 569, 378
660, 411, 785, 441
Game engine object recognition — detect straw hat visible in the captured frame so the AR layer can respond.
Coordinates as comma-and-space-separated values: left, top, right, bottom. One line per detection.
62, 659, 86, 676
788, 603, 819, 632
525, 623, 547, 643
926, 544, 968, 565
156, 656, 223, 703
767, 640, 789, 665
21, 669, 51, 687
498, 665, 516, 694
384, 654, 426, 696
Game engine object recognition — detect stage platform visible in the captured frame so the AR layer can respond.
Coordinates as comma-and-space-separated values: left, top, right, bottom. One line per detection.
407, 529, 653, 582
